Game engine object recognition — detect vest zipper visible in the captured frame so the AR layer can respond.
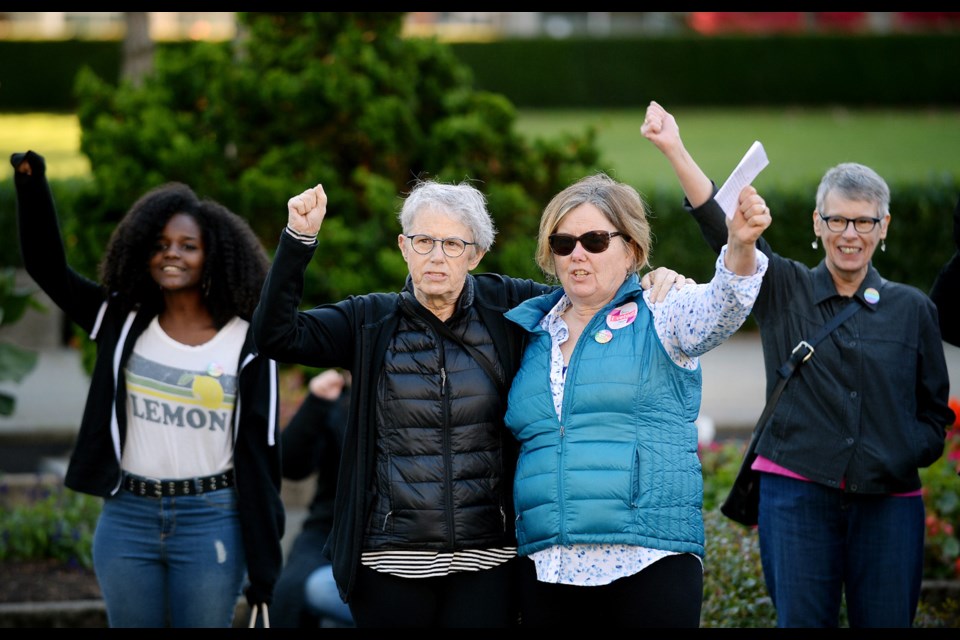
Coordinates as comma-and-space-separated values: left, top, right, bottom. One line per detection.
437, 337, 455, 547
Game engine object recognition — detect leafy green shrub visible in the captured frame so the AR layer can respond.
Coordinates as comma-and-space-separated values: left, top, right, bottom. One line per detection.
0, 266, 44, 415
915, 596, 960, 629
0, 476, 100, 569
701, 403, 960, 629
698, 438, 743, 513
920, 397, 960, 581
701, 508, 777, 627
699, 437, 776, 627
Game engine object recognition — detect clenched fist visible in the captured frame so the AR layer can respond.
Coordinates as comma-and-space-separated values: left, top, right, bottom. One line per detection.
287, 184, 327, 237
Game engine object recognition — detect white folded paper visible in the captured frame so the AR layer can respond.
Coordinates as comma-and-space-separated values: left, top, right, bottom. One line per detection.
716, 140, 769, 220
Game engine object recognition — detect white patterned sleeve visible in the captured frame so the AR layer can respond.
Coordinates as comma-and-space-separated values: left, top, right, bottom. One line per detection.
644, 245, 768, 368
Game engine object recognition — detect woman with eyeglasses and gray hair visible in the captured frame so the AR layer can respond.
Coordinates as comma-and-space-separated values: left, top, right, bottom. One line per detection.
501, 165, 770, 626
643, 100, 955, 628
253, 177, 690, 627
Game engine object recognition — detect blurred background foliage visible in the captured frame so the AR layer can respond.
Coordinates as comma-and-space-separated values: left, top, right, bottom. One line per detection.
0, 12, 955, 306
61, 12, 601, 306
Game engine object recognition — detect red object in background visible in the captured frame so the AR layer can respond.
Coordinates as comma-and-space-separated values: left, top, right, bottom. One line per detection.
688, 12, 805, 35
899, 12, 960, 29
688, 11, 960, 35
814, 12, 867, 31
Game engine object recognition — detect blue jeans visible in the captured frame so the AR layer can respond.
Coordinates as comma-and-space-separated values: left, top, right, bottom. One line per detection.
305, 564, 354, 626
757, 472, 925, 628
93, 487, 246, 627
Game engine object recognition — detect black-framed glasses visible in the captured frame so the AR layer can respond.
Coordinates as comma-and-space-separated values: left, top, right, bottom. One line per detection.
818, 213, 882, 234
548, 230, 624, 256
405, 234, 476, 258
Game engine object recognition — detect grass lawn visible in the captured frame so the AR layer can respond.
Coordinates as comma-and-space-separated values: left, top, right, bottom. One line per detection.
3, 108, 960, 193
514, 106, 960, 193
1, 113, 89, 181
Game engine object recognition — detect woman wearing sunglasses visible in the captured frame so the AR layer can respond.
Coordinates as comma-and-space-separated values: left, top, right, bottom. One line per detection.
502, 170, 771, 627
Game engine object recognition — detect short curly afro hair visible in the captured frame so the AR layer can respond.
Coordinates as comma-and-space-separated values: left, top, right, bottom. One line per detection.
98, 182, 269, 327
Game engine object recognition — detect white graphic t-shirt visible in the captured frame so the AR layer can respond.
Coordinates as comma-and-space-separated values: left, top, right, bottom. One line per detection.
120, 316, 248, 480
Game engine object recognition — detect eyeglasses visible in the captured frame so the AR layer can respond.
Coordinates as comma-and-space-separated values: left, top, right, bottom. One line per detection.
548, 230, 624, 256
405, 234, 476, 258
818, 213, 882, 234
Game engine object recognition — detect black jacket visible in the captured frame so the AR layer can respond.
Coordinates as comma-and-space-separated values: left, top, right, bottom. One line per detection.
687, 192, 954, 493
13, 152, 284, 606
252, 231, 552, 601
281, 389, 347, 538
929, 193, 960, 348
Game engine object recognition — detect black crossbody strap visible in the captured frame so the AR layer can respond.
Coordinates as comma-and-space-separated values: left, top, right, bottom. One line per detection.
753, 297, 864, 440
399, 292, 506, 396
722, 295, 868, 527
775, 298, 863, 380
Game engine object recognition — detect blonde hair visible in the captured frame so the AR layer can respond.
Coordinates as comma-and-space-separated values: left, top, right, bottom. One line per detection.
535, 173, 651, 279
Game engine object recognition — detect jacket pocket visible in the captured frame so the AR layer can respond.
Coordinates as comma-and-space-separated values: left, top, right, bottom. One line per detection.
629, 446, 640, 509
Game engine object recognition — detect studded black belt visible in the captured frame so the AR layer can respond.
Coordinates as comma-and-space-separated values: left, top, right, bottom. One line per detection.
122, 469, 235, 498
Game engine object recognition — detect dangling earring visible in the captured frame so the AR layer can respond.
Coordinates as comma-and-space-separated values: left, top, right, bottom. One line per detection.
202, 276, 211, 298
881, 240, 886, 252
811, 237, 819, 250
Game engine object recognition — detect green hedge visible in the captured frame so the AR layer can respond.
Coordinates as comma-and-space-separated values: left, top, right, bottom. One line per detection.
450, 34, 960, 108
0, 41, 120, 112
0, 40, 191, 112
2, 34, 959, 113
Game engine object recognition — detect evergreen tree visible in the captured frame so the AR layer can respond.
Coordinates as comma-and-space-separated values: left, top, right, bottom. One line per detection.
73, 12, 602, 300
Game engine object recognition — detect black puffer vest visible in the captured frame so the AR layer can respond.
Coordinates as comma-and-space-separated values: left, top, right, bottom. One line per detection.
362, 291, 510, 551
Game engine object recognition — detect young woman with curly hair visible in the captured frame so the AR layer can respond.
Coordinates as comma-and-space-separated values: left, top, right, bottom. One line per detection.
11, 150, 284, 628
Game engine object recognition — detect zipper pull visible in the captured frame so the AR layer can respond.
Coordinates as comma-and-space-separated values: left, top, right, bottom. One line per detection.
441, 367, 447, 396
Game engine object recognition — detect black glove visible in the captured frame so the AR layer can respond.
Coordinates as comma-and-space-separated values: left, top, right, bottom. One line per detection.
244, 582, 272, 609
10, 150, 46, 181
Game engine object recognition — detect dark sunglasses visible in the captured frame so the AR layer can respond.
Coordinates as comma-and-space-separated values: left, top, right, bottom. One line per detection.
548, 230, 624, 256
